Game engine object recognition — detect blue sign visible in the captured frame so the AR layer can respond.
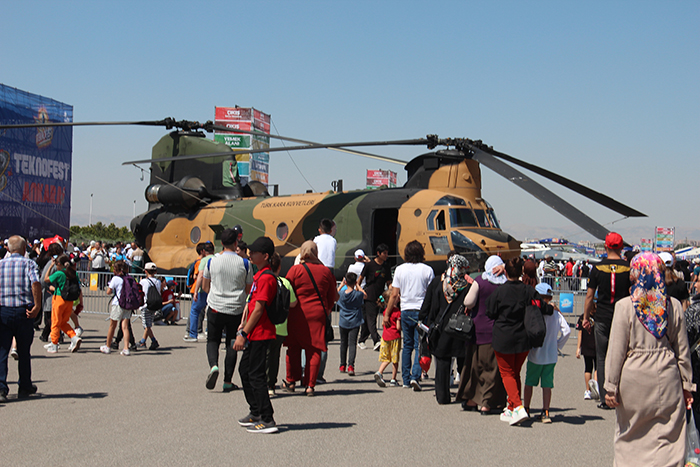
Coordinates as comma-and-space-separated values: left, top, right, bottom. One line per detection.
559, 293, 574, 314
0, 84, 73, 239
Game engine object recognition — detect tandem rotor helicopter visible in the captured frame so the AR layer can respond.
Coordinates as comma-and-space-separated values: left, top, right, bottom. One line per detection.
0, 117, 646, 278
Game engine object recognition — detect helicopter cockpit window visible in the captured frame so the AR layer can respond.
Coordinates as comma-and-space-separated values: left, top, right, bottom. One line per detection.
435, 196, 466, 206
429, 236, 451, 256
449, 208, 479, 228
487, 209, 500, 229
427, 209, 446, 231
473, 209, 490, 228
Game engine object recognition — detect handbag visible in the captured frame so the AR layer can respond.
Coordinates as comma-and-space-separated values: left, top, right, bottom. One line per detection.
302, 263, 335, 342
444, 305, 475, 341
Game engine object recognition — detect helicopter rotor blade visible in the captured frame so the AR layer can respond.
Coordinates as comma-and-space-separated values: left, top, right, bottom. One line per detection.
122, 138, 428, 166
471, 147, 612, 241
474, 144, 646, 218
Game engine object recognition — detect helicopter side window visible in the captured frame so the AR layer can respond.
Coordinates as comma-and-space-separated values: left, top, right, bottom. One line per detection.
435, 196, 466, 206
449, 208, 478, 228
429, 236, 451, 255
426, 209, 446, 231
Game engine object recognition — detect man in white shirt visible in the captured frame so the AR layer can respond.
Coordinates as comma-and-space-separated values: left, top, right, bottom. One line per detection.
313, 218, 337, 271
384, 241, 434, 391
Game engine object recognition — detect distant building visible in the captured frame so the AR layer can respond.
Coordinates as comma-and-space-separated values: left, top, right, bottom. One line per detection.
0, 84, 73, 239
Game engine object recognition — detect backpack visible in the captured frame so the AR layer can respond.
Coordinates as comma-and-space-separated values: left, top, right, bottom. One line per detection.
118, 275, 143, 311
61, 276, 81, 301
260, 270, 290, 325
524, 298, 547, 348
145, 278, 163, 311
186, 261, 197, 288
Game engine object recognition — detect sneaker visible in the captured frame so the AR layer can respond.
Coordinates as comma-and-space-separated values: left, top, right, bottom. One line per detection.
597, 402, 614, 410
44, 342, 58, 350
68, 336, 82, 353
588, 379, 600, 400
422, 371, 430, 380
510, 405, 529, 426
453, 372, 460, 384
373, 342, 381, 351
402, 384, 410, 389
10, 348, 18, 360
46, 343, 58, 353
247, 419, 279, 434
137, 341, 147, 349
129, 343, 138, 351
197, 333, 206, 340
357, 342, 367, 350
223, 382, 238, 393
584, 390, 592, 400
500, 408, 513, 422
348, 365, 355, 376
183, 336, 198, 343
0, 392, 8, 403
206, 366, 219, 390
99, 345, 111, 354
268, 388, 276, 397
540, 410, 552, 424
389, 379, 398, 387
410, 380, 422, 392
120, 348, 131, 356
316, 377, 326, 384
110, 341, 120, 350
75, 326, 84, 338
374, 372, 386, 388
339, 365, 346, 373
17, 384, 38, 398
238, 413, 261, 427
149, 340, 160, 351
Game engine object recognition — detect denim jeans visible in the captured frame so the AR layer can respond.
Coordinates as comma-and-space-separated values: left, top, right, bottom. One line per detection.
0, 306, 35, 395
188, 291, 207, 338
401, 309, 422, 385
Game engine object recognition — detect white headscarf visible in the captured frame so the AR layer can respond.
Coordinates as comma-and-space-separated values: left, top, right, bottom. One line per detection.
482, 255, 507, 285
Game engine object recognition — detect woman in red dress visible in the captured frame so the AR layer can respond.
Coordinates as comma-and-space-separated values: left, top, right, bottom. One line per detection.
283, 241, 338, 395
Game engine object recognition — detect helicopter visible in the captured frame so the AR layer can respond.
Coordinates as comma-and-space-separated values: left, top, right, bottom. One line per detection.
0, 117, 646, 278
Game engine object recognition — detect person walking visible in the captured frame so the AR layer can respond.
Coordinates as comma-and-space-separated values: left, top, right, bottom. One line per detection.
201, 228, 253, 392
581, 232, 631, 409
384, 240, 434, 391
357, 244, 392, 351
0, 236, 42, 401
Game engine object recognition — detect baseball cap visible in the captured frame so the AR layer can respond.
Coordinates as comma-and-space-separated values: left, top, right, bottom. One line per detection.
248, 236, 275, 257
605, 232, 624, 250
535, 283, 553, 297
354, 249, 366, 260
658, 252, 674, 268
145, 262, 157, 270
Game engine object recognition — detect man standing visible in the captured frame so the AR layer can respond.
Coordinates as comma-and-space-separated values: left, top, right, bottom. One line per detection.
313, 218, 337, 272
357, 244, 392, 351
582, 232, 631, 409
0, 236, 42, 401
201, 228, 253, 392
234, 236, 278, 433
384, 240, 434, 391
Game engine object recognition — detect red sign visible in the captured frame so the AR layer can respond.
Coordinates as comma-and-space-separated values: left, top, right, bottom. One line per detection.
253, 109, 270, 124
213, 120, 253, 133
215, 107, 252, 122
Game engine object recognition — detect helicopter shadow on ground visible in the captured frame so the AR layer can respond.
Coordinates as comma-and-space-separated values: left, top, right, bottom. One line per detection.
279, 421, 356, 432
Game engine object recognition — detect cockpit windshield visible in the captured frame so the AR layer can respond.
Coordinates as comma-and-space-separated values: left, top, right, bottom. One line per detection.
448, 207, 500, 229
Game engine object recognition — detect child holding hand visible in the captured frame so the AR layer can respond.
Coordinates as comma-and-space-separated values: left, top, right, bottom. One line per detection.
375, 289, 401, 387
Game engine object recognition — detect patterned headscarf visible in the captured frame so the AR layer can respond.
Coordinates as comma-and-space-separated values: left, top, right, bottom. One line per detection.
443, 255, 470, 303
630, 252, 668, 339
482, 255, 507, 285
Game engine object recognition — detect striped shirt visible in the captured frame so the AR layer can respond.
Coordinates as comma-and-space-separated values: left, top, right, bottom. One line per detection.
0, 253, 40, 307
203, 251, 253, 315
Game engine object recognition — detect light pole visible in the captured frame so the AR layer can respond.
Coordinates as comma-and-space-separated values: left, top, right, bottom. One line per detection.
89, 193, 93, 225
133, 200, 136, 218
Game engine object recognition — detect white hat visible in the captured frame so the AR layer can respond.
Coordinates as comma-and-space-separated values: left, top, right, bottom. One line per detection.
33, 239, 40, 244
354, 249, 366, 260
90, 240, 96, 246
145, 262, 157, 270
694, 258, 700, 264
658, 252, 674, 268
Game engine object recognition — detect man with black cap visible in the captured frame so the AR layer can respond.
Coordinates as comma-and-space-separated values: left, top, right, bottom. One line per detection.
582, 231, 631, 409
200, 227, 253, 392
234, 236, 279, 433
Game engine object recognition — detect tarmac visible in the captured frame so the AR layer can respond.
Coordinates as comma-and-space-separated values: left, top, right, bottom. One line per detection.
1, 313, 615, 466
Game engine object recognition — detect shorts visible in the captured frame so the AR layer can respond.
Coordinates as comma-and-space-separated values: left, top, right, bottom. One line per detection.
379, 338, 401, 364
110, 303, 131, 321
141, 308, 154, 329
525, 361, 556, 388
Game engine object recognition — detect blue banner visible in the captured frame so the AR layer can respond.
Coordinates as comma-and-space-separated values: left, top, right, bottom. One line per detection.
0, 84, 73, 240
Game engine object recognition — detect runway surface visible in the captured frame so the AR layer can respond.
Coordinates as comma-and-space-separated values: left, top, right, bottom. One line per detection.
1, 314, 615, 466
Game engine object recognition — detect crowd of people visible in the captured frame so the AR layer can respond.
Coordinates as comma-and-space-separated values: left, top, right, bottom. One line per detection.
1, 228, 699, 458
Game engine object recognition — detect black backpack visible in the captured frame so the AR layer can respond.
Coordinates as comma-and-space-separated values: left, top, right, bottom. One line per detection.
145, 278, 163, 311
524, 297, 547, 348
61, 276, 81, 301
260, 270, 290, 325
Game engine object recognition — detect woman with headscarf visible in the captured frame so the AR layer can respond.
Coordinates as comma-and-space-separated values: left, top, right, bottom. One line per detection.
604, 252, 694, 466
457, 255, 508, 414
419, 254, 472, 404
283, 241, 338, 396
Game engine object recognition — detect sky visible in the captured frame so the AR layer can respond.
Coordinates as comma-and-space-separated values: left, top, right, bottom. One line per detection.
2, 1, 698, 245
